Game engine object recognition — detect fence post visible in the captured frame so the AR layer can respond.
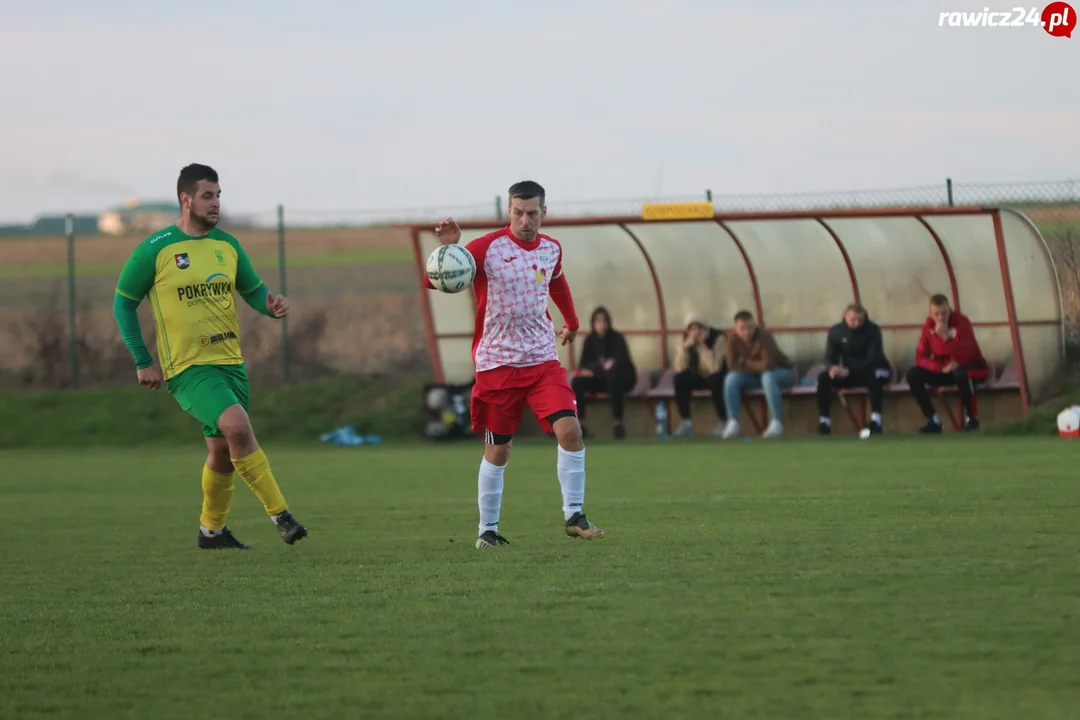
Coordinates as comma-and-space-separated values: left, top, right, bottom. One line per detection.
65, 213, 78, 388
705, 189, 713, 202
277, 203, 290, 382
946, 177, 954, 206
494, 195, 503, 220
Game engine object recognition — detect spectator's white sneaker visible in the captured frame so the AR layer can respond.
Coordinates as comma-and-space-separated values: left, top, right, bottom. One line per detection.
711, 422, 726, 437
721, 420, 740, 439
762, 420, 784, 438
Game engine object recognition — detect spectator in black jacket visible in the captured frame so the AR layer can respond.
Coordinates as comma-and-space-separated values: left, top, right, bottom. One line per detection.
572, 306, 637, 439
817, 303, 892, 435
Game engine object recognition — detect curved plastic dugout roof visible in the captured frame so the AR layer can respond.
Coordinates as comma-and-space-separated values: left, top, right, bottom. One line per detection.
411, 206, 1064, 415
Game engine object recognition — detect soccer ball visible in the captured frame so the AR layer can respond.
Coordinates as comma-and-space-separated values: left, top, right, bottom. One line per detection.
426, 244, 476, 293
1057, 405, 1080, 437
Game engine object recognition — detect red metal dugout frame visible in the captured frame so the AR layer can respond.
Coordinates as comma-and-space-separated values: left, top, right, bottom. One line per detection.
410, 206, 1036, 416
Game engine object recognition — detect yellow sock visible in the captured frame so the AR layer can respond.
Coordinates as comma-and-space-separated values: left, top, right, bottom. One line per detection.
231, 448, 288, 517
200, 465, 235, 531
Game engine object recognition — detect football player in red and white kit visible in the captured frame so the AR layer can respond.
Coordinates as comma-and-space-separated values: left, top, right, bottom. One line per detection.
428, 181, 604, 549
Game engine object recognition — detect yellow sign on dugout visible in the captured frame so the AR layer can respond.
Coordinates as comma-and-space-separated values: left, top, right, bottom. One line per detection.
640, 202, 715, 221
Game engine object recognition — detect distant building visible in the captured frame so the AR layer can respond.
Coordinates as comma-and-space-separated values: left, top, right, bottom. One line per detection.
98, 197, 180, 235
0, 214, 98, 237
35, 214, 99, 236
97, 196, 252, 234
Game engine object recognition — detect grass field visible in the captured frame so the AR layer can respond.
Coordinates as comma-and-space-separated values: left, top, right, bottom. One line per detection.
0, 376, 428, 447
3, 436, 1079, 719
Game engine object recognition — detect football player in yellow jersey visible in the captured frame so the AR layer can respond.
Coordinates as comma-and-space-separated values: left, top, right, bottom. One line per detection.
113, 163, 307, 549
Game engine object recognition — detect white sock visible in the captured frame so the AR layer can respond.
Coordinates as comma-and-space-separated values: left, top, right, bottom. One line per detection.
200, 526, 221, 537
478, 458, 505, 534
557, 446, 586, 521
931, 414, 940, 425
871, 412, 882, 424
819, 416, 830, 425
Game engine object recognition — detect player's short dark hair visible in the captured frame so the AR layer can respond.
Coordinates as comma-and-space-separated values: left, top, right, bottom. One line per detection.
929, 293, 950, 307
177, 164, 219, 202
508, 180, 545, 206
734, 310, 754, 323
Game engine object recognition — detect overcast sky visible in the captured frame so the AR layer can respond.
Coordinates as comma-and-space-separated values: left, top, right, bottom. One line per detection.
1, 0, 1076, 224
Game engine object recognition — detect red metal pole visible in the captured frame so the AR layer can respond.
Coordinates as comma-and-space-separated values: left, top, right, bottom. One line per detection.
915, 215, 962, 312
411, 226, 445, 384
816, 218, 860, 303
991, 209, 1030, 414
716, 220, 765, 325
620, 223, 670, 369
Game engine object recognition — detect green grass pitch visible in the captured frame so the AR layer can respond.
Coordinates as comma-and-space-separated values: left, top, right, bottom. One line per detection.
2, 437, 1078, 718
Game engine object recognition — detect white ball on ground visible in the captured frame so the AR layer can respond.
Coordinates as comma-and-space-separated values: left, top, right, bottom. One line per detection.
426, 244, 476, 293
1057, 405, 1080, 437
859, 428, 871, 439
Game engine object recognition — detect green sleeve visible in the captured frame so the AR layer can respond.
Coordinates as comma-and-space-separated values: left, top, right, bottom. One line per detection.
233, 241, 263, 295
113, 294, 154, 369
115, 242, 157, 302
241, 282, 272, 316
228, 237, 276, 317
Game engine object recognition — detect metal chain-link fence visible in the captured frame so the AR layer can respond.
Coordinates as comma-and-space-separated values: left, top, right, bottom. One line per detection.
3, 177, 1077, 388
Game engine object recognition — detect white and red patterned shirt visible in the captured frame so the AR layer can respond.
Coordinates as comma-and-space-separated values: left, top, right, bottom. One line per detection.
449, 227, 579, 373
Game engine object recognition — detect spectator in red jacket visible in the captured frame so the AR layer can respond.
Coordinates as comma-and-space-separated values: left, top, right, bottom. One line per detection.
905, 294, 989, 433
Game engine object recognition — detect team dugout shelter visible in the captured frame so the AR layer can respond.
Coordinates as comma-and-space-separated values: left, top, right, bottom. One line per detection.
411, 203, 1064, 437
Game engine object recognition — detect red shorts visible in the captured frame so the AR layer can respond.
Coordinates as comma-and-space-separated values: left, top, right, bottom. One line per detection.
471, 360, 577, 438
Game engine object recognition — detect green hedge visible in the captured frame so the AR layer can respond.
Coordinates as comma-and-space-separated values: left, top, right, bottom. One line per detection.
985, 381, 1080, 436
0, 375, 429, 448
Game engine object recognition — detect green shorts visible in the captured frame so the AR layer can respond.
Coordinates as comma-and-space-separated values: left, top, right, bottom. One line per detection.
166, 363, 250, 438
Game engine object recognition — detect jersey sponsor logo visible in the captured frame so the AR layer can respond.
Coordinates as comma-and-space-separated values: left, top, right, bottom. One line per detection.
175, 253, 191, 269
150, 231, 173, 244
199, 330, 238, 347
177, 273, 233, 309
192, 314, 232, 326
204, 273, 233, 310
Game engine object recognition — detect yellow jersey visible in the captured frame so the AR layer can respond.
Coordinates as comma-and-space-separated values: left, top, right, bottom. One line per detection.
114, 225, 267, 380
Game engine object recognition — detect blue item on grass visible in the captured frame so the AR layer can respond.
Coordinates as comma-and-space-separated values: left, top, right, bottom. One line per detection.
319, 426, 382, 446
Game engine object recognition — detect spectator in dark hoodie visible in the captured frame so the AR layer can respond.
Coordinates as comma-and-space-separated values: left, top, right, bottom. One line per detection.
906, 293, 988, 433
817, 302, 892, 435
572, 306, 637, 439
